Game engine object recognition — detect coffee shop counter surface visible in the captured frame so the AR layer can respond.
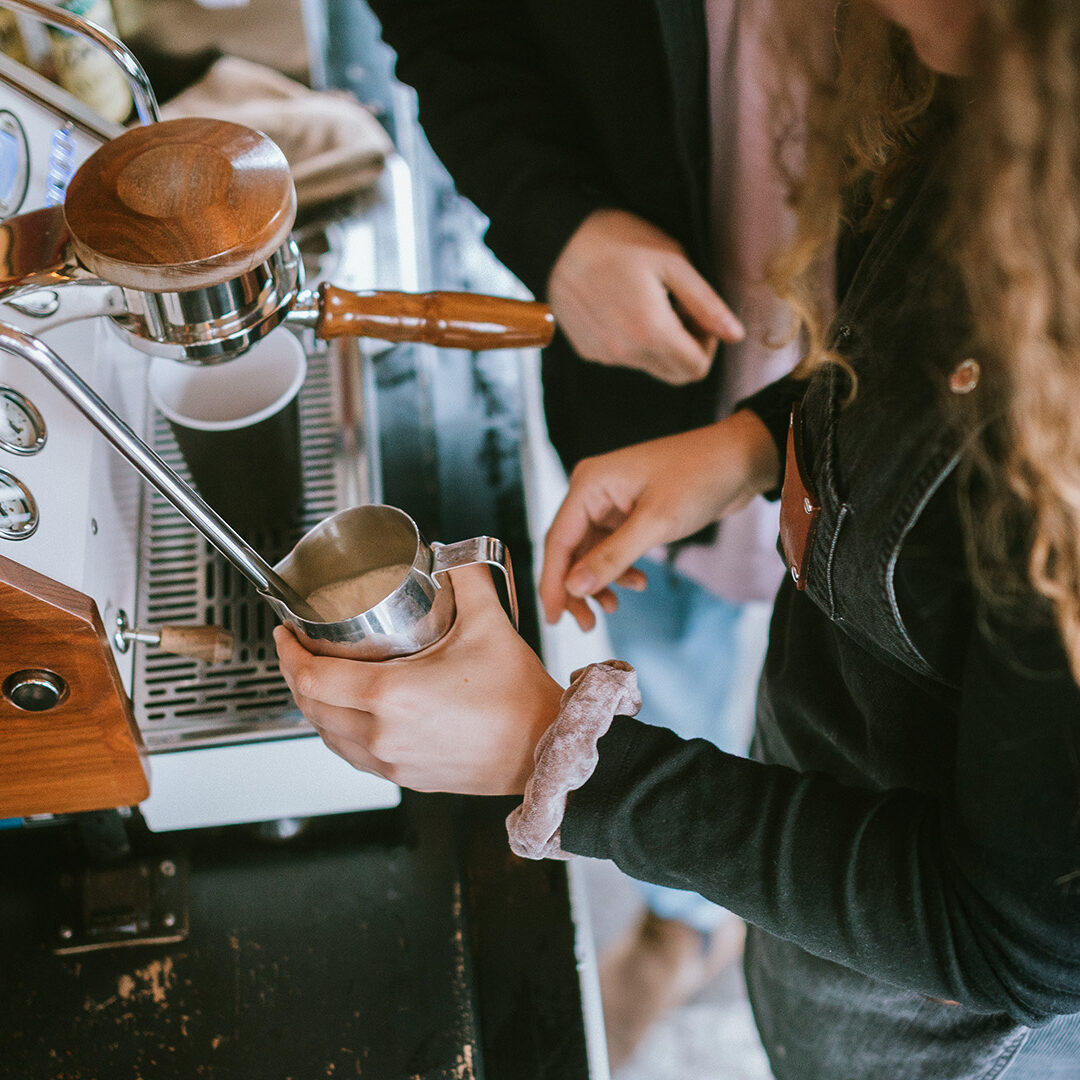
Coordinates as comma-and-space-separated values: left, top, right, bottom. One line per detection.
0, 791, 591, 1079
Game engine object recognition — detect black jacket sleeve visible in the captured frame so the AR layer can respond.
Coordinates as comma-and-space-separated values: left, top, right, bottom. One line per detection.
365, 0, 620, 298
738, 373, 807, 498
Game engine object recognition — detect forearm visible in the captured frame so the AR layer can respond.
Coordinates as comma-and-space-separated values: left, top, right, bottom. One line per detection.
737, 373, 809, 496
561, 715, 1080, 1024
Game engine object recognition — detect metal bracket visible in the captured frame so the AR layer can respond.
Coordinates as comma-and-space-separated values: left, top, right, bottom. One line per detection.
53, 854, 189, 955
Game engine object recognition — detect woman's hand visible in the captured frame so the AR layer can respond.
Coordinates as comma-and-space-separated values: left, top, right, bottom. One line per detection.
539, 410, 781, 630
547, 209, 745, 385
273, 565, 564, 796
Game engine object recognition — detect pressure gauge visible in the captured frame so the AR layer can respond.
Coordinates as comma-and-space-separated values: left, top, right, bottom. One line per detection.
0, 386, 46, 455
0, 468, 38, 539
0, 110, 29, 218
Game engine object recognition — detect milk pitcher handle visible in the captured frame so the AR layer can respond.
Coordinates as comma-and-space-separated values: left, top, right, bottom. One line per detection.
431, 537, 519, 629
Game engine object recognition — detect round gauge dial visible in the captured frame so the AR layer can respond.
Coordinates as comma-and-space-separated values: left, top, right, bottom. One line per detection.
0, 110, 29, 218
0, 468, 38, 539
0, 386, 46, 455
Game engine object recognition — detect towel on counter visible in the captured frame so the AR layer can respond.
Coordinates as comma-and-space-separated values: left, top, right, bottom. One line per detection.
160, 55, 394, 209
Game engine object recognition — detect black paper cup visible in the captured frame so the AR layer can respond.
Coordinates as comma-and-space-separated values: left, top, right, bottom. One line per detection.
148, 328, 307, 537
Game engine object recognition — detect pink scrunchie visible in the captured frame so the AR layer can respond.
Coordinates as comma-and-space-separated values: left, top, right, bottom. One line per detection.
506, 660, 641, 860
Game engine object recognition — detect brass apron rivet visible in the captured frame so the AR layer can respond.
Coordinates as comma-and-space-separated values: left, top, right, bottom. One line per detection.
949, 358, 981, 394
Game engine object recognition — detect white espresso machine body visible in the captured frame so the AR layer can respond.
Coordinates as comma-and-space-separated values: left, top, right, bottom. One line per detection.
0, 48, 399, 830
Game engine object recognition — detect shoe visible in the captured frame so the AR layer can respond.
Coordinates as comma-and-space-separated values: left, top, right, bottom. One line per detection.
599, 909, 745, 1071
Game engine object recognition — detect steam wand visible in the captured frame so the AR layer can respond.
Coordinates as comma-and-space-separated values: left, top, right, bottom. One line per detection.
0, 321, 323, 621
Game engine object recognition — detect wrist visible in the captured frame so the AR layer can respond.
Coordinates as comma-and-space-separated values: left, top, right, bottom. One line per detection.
711, 409, 782, 505
505, 660, 641, 859
512, 677, 567, 793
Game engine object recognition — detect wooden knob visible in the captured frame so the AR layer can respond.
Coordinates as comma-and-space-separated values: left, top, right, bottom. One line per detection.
156, 625, 234, 664
316, 286, 556, 350
63, 117, 296, 292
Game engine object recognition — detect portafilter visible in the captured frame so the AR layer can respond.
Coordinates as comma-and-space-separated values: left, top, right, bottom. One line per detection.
0, 117, 554, 362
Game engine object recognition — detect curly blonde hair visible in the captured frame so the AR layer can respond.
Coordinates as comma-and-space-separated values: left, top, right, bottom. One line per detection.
768, 0, 1080, 680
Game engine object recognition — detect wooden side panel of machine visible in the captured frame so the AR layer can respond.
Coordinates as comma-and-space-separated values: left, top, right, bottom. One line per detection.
0, 555, 148, 817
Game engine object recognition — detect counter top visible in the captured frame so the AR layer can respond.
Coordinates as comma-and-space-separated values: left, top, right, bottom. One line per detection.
0, 792, 589, 1079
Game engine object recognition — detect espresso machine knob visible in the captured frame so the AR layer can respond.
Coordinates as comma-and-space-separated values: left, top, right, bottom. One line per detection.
113, 610, 233, 664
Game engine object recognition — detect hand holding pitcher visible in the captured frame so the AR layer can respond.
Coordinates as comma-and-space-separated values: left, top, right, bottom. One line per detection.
274, 565, 563, 795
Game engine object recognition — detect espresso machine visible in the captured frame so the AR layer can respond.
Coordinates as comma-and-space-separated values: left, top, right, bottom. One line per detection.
0, 1, 552, 834
0, 19, 412, 835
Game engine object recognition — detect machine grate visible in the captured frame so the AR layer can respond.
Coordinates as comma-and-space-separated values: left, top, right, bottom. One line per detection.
132, 336, 372, 750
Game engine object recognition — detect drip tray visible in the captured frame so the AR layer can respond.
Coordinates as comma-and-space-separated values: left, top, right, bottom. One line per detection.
132, 334, 378, 751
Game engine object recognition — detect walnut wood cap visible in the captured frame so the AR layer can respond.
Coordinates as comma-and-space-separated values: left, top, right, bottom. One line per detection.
64, 117, 297, 293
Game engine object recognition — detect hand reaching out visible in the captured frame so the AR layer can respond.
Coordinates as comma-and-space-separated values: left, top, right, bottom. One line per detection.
547, 209, 745, 385
539, 410, 781, 630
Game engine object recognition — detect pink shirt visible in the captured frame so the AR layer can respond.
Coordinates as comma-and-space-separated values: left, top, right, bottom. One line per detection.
667, 0, 803, 603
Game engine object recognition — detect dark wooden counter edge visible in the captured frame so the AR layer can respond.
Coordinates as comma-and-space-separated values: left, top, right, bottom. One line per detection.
462, 794, 592, 1077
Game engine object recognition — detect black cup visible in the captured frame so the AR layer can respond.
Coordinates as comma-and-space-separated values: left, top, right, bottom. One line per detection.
148, 328, 307, 537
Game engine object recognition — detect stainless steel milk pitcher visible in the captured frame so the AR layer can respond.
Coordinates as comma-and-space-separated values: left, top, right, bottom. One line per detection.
268, 505, 518, 660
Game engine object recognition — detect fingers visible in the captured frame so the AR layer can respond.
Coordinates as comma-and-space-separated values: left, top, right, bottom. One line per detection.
567, 595, 597, 633
286, 675, 376, 745
563, 507, 668, 600
665, 260, 745, 343
539, 457, 654, 625
592, 587, 620, 615
541, 530, 648, 628
273, 625, 384, 714
314, 723, 392, 781
440, 561, 504, 621
615, 566, 648, 591
273, 629, 384, 765
539, 494, 596, 623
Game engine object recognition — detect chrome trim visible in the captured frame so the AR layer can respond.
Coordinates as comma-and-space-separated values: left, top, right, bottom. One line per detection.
2, 281, 124, 331
0, 204, 94, 298
6, 290, 59, 318
0, 0, 159, 124
112, 243, 303, 364
283, 288, 320, 330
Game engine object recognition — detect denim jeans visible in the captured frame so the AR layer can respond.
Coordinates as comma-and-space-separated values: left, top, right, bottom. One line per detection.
746, 925, 1080, 1079
1004, 1011, 1080, 1078
603, 556, 771, 932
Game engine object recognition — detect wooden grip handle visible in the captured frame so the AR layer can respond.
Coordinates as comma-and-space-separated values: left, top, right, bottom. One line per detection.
157, 626, 234, 664
317, 286, 555, 350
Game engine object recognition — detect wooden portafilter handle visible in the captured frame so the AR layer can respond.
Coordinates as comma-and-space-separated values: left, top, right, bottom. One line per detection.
115, 618, 234, 664
316, 286, 556, 350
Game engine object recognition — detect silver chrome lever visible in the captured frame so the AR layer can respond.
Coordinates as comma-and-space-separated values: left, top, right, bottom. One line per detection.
0, 0, 159, 124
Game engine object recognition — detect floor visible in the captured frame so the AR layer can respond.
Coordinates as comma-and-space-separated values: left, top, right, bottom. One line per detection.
580, 858, 773, 1080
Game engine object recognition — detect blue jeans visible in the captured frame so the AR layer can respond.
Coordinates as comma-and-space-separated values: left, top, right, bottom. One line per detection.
1005, 1012, 1080, 1078
603, 556, 770, 932
746, 926, 1080, 1079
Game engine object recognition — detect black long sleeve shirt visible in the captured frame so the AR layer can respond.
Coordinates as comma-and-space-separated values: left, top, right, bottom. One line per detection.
563, 481, 1080, 1024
